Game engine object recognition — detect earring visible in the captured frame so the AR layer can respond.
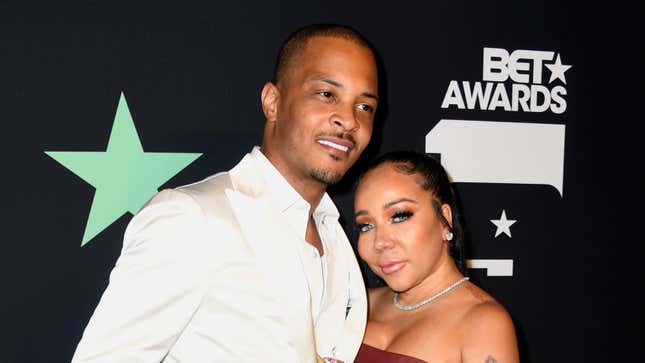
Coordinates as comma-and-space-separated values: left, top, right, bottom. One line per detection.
444, 232, 454, 241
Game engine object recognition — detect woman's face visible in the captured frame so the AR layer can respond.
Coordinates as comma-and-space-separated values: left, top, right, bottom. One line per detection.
354, 163, 452, 292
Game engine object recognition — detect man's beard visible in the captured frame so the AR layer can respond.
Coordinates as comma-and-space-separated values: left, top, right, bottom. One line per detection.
308, 131, 356, 185
309, 168, 343, 185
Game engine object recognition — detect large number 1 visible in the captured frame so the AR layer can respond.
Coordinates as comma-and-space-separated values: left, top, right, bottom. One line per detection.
426, 119, 566, 276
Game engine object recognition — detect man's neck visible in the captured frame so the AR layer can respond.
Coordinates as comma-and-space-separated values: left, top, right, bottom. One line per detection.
287, 176, 326, 215
260, 146, 327, 215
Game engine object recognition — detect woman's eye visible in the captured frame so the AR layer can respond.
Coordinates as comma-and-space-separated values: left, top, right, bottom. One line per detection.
357, 223, 374, 233
390, 211, 412, 223
318, 90, 333, 98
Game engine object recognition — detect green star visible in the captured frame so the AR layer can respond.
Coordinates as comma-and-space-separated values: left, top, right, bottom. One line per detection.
45, 93, 202, 247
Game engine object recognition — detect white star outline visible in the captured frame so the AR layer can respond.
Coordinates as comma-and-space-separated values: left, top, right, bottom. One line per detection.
490, 209, 517, 238
544, 53, 572, 84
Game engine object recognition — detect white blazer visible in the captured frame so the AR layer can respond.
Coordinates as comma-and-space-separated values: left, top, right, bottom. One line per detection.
72, 151, 368, 362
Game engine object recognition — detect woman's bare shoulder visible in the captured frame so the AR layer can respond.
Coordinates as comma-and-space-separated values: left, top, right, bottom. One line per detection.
458, 283, 519, 362
458, 282, 512, 331
464, 299, 514, 330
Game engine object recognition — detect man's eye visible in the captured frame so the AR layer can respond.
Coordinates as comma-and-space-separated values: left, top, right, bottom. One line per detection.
390, 211, 413, 223
357, 103, 374, 113
357, 223, 374, 233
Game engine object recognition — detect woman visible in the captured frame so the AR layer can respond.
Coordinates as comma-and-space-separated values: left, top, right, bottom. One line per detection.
353, 151, 519, 363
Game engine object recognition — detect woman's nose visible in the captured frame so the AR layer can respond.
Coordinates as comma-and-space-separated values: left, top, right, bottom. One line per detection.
374, 228, 394, 251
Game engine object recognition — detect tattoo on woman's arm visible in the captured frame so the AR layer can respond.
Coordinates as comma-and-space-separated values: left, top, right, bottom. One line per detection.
484, 356, 497, 363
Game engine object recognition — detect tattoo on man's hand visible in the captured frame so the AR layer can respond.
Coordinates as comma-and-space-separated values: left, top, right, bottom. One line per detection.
484, 356, 497, 363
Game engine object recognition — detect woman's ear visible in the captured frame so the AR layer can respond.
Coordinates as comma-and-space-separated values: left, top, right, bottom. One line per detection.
261, 82, 280, 123
441, 203, 453, 231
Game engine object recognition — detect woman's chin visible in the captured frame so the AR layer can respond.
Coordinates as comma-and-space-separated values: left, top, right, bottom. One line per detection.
381, 277, 411, 293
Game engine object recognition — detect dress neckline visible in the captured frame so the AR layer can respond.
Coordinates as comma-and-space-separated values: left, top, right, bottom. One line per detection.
356, 343, 428, 363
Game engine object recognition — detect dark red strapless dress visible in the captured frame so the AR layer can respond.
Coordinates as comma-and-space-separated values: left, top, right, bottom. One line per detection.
354, 343, 427, 363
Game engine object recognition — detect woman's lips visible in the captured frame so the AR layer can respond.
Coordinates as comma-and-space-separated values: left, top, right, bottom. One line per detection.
380, 261, 406, 275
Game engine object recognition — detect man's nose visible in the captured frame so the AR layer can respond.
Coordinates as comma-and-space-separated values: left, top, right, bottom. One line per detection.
330, 102, 359, 132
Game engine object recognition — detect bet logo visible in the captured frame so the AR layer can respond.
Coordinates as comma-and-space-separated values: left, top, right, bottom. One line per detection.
442, 47, 572, 114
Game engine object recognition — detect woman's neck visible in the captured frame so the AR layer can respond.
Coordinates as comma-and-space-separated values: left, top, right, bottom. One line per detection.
395, 254, 464, 307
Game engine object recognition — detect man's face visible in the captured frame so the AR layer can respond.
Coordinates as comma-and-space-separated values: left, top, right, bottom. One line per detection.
263, 36, 378, 185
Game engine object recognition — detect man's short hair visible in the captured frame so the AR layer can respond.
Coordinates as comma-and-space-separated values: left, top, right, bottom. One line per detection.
272, 24, 374, 87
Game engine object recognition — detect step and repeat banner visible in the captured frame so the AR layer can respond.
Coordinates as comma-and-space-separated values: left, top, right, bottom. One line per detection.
2, 1, 642, 362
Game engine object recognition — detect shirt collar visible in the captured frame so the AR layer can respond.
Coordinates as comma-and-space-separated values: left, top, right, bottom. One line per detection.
249, 146, 340, 221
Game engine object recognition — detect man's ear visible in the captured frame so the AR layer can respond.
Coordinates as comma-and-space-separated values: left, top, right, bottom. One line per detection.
261, 82, 280, 123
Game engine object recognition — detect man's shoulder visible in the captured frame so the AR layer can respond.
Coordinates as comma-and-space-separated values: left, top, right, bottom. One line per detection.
173, 171, 236, 217
176, 171, 233, 198
136, 171, 235, 223
126, 171, 242, 250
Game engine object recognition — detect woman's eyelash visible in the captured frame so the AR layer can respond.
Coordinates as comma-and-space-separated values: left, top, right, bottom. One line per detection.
390, 211, 413, 223
356, 211, 412, 232
356, 223, 374, 233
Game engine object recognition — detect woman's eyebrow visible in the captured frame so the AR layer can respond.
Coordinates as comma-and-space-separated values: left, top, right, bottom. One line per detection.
383, 198, 418, 209
355, 198, 418, 218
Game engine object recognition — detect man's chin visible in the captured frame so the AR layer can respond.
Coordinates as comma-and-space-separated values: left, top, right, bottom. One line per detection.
309, 168, 345, 185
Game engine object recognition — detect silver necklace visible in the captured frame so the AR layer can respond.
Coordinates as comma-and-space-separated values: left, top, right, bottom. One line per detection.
393, 277, 469, 311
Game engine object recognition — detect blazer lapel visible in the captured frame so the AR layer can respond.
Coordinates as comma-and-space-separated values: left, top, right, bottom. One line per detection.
225, 154, 317, 357
337, 235, 368, 361
312, 227, 344, 357
314, 222, 368, 361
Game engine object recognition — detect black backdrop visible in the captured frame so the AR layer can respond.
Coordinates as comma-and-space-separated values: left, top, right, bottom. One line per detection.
2, 1, 643, 362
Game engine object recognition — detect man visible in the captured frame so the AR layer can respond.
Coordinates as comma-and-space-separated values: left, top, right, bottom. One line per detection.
72, 24, 379, 362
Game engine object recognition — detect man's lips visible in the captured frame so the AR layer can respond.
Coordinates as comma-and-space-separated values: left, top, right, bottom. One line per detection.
316, 136, 355, 154
379, 261, 406, 275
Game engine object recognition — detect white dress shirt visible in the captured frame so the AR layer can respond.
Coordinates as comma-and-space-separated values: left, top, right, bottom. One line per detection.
250, 147, 339, 323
